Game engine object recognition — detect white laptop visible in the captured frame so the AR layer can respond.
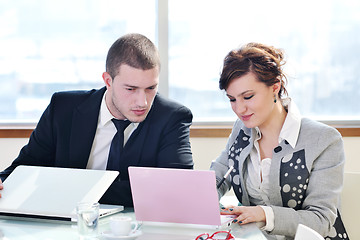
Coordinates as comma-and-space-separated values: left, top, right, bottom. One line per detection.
128, 167, 236, 228
0, 165, 124, 222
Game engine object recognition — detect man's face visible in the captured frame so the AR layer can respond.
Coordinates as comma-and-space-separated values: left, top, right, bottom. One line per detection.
103, 64, 159, 123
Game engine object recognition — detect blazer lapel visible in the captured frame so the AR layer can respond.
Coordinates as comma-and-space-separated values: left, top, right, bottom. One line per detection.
69, 88, 105, 168
269, 140, 294, 206
238, 128, 255, 205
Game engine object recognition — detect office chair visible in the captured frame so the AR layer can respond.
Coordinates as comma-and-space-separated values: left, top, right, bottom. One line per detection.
294, 224, 324, 240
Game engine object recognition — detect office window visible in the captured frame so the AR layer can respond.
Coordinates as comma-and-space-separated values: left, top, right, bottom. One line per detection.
168, 0, 360, 122
0, 0, 156, 123
1, 0, 360, 124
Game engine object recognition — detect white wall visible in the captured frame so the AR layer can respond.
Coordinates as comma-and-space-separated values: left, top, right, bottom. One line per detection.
0, 138, 28, 171
1, 137, 359, 172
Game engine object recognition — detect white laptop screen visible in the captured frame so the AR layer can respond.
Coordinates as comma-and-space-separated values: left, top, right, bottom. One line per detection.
0, 166, 119, 222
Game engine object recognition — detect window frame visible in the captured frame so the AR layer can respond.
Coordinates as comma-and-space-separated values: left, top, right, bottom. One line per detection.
0, 124, 359, 138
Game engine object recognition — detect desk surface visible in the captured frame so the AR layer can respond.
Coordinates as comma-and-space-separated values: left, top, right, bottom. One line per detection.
0, 209, 266, 240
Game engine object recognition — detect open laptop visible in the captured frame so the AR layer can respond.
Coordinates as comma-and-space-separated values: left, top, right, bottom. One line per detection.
0, 165, 124, 222
128, 167, 236, 228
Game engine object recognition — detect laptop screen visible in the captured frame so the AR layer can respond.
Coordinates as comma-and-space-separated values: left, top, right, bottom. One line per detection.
128, 167, 225, 226
0, 165, 119, 221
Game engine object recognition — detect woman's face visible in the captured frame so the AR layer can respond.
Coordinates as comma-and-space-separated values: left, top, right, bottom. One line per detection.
226, 72, 279, 129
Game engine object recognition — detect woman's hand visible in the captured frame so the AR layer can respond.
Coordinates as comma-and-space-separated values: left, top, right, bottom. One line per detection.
221, 205, 266, 225
0, 179, 3, 198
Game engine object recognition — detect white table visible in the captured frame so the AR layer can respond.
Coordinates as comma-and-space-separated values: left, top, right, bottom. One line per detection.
0, 209, 266, 240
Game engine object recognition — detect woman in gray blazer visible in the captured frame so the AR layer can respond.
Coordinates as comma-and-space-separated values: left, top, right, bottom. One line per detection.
211, 43, 348, 240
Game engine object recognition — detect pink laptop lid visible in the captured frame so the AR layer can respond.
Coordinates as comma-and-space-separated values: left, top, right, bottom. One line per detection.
128, 167, 223, 226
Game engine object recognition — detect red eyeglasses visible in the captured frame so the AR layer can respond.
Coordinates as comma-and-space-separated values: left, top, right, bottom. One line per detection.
195, 230, 235, 240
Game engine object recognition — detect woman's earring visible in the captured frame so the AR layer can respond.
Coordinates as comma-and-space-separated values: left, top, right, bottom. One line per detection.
274, 95, 277, 103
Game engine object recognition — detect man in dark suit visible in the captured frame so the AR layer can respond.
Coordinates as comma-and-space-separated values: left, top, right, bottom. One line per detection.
0, 33, 193, 207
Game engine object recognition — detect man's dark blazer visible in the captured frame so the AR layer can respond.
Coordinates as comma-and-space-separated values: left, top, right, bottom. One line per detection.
0, 87, 193, 207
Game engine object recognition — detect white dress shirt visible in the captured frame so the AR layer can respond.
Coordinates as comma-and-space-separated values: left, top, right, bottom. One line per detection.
86, 91, 138, 170
245, 98, 301, 236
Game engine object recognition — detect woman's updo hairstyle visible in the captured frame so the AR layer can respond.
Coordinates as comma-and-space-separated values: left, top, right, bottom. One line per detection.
219, 42, 288, 98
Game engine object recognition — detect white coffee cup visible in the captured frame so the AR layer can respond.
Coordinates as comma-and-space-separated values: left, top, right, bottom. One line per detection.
109, 216, 138, 236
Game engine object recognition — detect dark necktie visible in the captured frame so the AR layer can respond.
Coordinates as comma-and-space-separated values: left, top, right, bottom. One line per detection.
106, 119, 131, 171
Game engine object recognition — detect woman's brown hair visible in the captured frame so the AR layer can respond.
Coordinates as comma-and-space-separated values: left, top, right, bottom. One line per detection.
219, 42, 288, 98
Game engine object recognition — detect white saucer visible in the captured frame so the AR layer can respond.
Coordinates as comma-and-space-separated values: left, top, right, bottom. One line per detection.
102, 230, 142, 240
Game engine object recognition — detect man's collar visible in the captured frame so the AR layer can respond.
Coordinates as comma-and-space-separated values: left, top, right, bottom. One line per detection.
99, 91, 114, 127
